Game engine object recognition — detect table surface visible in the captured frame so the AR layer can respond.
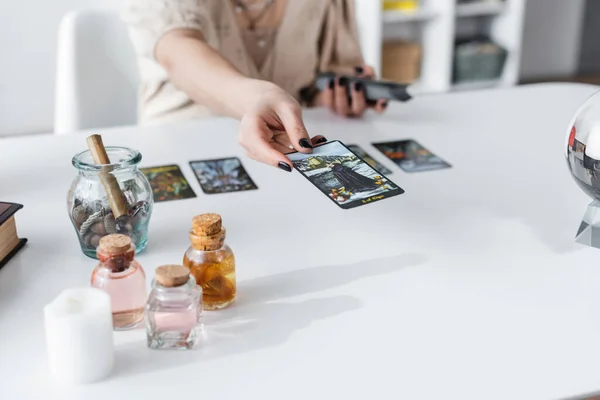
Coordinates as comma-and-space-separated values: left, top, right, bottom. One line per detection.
2, 83, 600, 400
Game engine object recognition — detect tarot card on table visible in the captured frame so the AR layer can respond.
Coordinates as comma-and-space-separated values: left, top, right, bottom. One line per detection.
373, 140, 451, 172
347, 144, 392, 174
189, 157, 258, 194
140, 164, 196, 202
288, 141, 404, 209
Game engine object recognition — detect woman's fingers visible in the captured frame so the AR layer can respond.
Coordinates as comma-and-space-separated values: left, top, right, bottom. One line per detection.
334, 77, 351, 116
271, 141, 295, 155
354, 65, 376, 80
350, 81, 367, 117
272, 131, 292, 149
373, 99, 389, 114
310, 135, 328, 146
321, 79, 335, 111
238, 115, 294, 171
247, 138, 294, 172
274, 131, 326, 152
275, 101, 313, 153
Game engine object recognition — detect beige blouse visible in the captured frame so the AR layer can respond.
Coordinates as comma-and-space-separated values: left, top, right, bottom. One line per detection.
122, 0, 364, 125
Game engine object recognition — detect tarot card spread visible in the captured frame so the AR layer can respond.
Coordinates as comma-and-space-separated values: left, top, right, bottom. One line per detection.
140, 164, 196, 202
189, 157, 258, 194
373, 140, 451, 173
347, 144, 392, 175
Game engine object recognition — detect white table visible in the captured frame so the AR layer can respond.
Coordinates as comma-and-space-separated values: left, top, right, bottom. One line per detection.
2, 83, 600, 400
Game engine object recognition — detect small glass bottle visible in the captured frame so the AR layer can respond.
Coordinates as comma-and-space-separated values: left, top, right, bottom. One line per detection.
146, 265, 203, 350
91, 234, 146, 330
183, 213, 236, 310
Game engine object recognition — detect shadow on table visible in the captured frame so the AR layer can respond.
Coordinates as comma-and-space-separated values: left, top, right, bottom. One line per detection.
111, 252, 426, 380
562, 392, 600, 400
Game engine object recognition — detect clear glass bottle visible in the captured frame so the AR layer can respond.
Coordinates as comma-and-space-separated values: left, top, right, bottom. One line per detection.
91, 234, 147, 330
146, 265, 203, 350
67, 146, 153, 259
183, 214, 236, 310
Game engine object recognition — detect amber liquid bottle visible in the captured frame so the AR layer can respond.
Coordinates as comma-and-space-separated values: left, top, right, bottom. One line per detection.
183, 214, 236, 310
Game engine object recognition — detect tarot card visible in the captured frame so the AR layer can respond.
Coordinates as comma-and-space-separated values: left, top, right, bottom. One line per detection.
373, 140, 451, 173
189, 157, 258, 194
288, 140, 404, 209
140, 164, 196, 202
347, 144, 392, 175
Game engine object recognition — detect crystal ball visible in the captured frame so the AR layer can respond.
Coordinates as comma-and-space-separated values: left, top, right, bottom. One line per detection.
566, 91, 600, 200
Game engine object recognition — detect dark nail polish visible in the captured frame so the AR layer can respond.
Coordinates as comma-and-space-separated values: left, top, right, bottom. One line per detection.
367, 99, 378, 106
338, 77, 348, 86
328, 79, 334, 89
382, 100, 389, 108
354, 81, 363, 91
355, 66, 364, 74
299, 138, 313, 149
315, 137, 328, 144
278, 162, 292, 172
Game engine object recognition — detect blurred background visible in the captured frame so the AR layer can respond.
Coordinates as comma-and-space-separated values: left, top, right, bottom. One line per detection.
0, 0, 595, 137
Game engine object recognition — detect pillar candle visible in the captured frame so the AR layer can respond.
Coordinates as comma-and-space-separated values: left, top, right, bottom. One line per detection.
44, 288, 114, 384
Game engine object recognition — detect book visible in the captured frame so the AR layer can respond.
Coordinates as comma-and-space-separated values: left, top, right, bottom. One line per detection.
0, 202, 27, 270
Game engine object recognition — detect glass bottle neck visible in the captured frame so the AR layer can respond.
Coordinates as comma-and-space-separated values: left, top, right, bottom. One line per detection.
189, 230, 226, 252
79, 166, 137, 179
97, 249, 135, 273
152, 277, 197, 300
190, 242, 226, 252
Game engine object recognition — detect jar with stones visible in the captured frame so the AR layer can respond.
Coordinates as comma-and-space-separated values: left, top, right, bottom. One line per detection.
67, 146, 153, 259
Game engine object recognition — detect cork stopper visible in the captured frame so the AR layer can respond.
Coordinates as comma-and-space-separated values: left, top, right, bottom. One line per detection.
191, 227, 226, 251
190, 213, 226, 251
98, 234, 132, 255
155, 265, 190, 287
192, 213, 222, 236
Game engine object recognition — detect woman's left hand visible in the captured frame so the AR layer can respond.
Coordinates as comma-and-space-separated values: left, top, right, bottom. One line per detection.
315, 65, 388, 118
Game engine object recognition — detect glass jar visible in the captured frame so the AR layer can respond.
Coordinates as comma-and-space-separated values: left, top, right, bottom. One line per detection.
183, 214, 236, 310
67, 146, 153, 259
146, 265, 203, 350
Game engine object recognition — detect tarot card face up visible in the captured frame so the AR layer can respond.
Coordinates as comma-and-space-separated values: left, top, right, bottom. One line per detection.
140, 164, 196, 202
288, 141, 404, 209
373, 140, 451, 173
189, 157, 258, 194
347, 144, 392, 175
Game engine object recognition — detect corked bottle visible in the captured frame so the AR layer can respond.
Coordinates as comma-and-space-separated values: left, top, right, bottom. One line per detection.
146, 265, 203, 350
183, 213, 236, 310
91, 234, 147, 330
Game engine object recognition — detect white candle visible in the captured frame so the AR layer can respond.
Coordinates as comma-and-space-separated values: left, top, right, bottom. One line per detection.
44, 288, 115, 384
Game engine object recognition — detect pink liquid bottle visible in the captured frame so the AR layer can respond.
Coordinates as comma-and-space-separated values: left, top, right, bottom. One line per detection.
146, 265, 203, 350
91, 234, 147, 330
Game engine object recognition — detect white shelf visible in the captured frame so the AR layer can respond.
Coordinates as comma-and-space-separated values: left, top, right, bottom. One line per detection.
456, 1, 506, 18
354, 0, 525, 93
383, 9, 438, 24
451, 79, 502, 91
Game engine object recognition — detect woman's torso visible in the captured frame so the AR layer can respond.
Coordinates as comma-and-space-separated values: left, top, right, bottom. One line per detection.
123, 0, 363, 125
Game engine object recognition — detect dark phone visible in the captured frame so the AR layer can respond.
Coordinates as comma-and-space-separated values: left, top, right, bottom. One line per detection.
316, 72, 412, 103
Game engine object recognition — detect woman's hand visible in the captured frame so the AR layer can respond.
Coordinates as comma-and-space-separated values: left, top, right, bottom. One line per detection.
315, 65, 389, 118
238, 81, 326, 172
155, 30, 325, 171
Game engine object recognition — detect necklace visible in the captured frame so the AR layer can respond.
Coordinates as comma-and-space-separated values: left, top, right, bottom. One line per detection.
235, 0, 272, 12
234, 0, 275, 31
234, 0, 276, 50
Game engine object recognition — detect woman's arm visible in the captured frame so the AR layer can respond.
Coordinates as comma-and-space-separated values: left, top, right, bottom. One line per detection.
156, 29, 271, 119
313, 0, 388, 117
156, 29, 320, 170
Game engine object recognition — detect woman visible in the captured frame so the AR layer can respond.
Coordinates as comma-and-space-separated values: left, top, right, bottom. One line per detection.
123, 0, 388, 171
